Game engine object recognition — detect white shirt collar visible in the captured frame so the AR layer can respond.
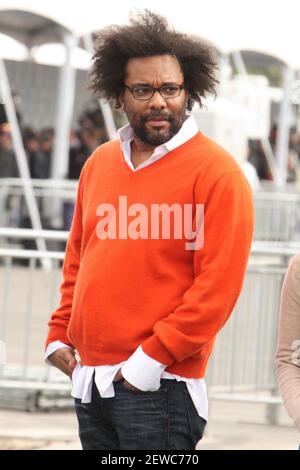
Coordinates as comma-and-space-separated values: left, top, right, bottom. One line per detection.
118, 114, 198, 150
117, 115, 199, 171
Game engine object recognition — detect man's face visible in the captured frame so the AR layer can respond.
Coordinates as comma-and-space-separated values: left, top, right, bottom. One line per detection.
26, 138, 39, 152
0, 131, 12, 150
120, 55, 188, 147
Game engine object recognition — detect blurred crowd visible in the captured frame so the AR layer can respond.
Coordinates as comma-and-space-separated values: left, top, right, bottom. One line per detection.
2, 107, 300, 184
248, 125, 300, 183
1, 102, 300, 235
0, 106, 111, 231
0, 106, 109, 180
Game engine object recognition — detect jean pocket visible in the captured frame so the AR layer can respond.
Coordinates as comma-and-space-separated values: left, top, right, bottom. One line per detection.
118, 380, 167, 395
183, 387, 206, 447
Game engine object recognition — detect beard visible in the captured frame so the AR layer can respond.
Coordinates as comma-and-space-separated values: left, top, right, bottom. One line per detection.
127, 107, 188, 147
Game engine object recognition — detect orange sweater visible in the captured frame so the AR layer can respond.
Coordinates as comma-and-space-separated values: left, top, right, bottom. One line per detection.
46, 132, 254, 378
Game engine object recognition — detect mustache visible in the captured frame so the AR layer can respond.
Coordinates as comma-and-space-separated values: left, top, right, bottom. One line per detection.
142, 112, 172, 122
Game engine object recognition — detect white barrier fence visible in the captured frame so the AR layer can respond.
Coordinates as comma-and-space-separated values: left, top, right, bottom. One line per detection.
1, 178, 300, 241
0, 227, 299, 415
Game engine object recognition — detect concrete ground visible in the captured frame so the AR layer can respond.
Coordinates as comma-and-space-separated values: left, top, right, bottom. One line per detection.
0, 400, 299, 450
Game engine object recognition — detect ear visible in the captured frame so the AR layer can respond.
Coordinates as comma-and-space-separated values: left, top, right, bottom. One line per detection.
118, 93, 125, 112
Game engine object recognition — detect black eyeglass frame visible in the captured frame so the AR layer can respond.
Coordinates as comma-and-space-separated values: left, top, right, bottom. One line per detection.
124, 84, 185, 101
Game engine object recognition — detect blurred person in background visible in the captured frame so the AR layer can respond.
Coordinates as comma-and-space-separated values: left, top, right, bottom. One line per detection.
269, 124, 277, 153
0, 123, 17, 178
38, 128, 53, 178
19, 128, 49, 246
68, 111, 108, 180
0, 124, 19, 228
68, 129, 83, 180
80, 127, 100, 157
45, 10, 254, 450
23, 128, 49, 179
248, 139, 273, 181
275, 254, 300, 448
64, 113, 109, 230
0, 103, 7, 126
63, 129, 86, 231
287, 130, 300, 184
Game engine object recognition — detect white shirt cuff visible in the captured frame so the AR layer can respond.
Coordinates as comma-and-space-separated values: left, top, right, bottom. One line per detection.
44, 340, 73, 365
121, 345, 167, 391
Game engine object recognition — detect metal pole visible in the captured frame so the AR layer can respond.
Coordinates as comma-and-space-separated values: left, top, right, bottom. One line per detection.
231, 50, 247, 76
51, 33, 78, 180
0, 57, 50, 267
83, 34, 117, 140
275, 68, 294, 188
49, 34, 78, 229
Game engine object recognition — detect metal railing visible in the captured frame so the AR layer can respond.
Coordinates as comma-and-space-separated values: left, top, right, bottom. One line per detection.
205, 255, 292, 424
0, 178, 77, 231
207, 264, 285, 390
2, 178, 300, 242
253, 191, 300, 242
0, 227, 299, 412
0, 229, 69, 410
1, 178, 300, 240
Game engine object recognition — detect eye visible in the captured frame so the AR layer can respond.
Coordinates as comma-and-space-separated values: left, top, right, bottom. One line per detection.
163, 86, 177, 92
133, 87, 151, 95
161, 85, 181, 96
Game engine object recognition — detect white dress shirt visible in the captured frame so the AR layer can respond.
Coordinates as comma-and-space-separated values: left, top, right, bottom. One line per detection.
45, 115, 208, 421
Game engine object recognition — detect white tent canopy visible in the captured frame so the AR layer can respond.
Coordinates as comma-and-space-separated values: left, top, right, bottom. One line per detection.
0, 8, 72, 47
0, 8, 91, 68
0, 0, 299, 69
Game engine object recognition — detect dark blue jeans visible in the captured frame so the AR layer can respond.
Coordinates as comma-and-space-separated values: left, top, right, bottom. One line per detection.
74, 378, 206, 450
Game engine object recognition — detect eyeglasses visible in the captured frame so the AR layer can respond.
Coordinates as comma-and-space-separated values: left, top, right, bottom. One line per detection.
124, 84, 185, 101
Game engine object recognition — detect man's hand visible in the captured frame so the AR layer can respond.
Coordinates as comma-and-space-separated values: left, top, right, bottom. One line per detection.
113, 368, 142, 392
47, 347, 77, 379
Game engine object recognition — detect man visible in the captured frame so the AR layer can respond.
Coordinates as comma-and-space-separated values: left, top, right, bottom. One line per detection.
45, 11, 254, 450
0, 123, 17, 178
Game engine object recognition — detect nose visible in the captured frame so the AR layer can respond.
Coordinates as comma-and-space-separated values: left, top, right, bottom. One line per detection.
148, 90, 167, 109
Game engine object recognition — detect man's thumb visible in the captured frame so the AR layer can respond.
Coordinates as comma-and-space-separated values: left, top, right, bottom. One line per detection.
68, 357, 77, 368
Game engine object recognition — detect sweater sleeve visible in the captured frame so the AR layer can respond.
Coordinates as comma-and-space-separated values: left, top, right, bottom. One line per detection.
142, 170, 254, 366
45, 161, 87, 350
275, 254, 300, 432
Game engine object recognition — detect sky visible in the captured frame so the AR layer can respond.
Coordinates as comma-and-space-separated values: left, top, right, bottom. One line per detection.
0, 0, 299, 68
